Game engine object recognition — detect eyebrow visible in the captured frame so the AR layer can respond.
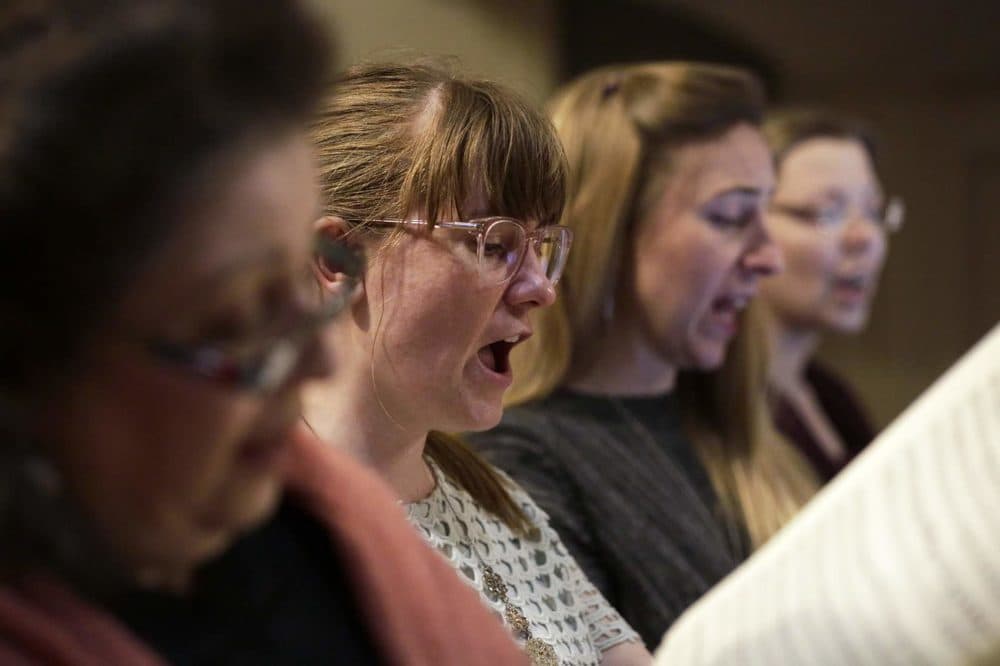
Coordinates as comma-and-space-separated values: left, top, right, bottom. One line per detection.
706, 185, 773, 201
788, 185, 884, 204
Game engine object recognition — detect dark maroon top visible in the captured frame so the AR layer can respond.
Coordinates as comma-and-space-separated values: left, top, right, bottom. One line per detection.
772, 361, 877, 483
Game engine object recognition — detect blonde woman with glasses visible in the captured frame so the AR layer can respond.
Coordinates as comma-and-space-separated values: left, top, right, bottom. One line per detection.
761, 109, 904, 482
303, 62, 650, 666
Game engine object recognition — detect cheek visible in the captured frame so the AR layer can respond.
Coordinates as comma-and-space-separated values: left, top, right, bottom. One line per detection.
369, 252, 500, 388
633, 228, 730, 327
56, 356, 261, 551
871, 233, 890, 269
778, 231, 836, 281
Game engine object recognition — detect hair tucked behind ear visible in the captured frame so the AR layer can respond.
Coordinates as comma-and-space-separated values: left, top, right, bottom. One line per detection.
311, 61, 567, 536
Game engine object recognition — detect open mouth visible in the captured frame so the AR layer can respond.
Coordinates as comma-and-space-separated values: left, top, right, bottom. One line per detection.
835, 275, 867, 290
832, 275, 873, 304
705, 293, 753, 338
711, 293, 751, 316
476, 335, 523, 376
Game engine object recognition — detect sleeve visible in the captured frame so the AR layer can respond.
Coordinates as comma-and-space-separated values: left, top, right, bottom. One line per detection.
467, 418, 616, 602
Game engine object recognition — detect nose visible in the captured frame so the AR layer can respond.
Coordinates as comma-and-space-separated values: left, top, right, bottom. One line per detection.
842, 213, 885, 256
504, 246, 556, 309
741, 225, 784, 277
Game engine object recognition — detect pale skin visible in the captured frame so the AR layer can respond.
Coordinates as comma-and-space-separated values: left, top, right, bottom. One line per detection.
762, 137, 889, 463
569, 123, 782, 397
765, 315, 849, 464
303, 211, 652, 664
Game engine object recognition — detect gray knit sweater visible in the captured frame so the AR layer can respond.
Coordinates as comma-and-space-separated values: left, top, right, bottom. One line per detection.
468, 389, 747, 649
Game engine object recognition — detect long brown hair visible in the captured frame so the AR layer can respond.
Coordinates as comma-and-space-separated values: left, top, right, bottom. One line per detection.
310, 61, 567, 534
508, 62, 817, 547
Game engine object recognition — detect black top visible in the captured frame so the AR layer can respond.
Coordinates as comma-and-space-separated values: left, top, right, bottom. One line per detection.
773, 361, 876, 483
110, 499, 382, 665
469, 388, 746, 649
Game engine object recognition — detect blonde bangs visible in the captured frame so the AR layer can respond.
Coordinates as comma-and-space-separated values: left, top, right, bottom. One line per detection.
401, 79, 566, 227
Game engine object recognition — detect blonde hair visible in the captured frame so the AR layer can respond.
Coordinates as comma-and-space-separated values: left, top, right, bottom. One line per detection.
310, 61, 567, 534
677, 301, 819, 545
508, 61, 817, 547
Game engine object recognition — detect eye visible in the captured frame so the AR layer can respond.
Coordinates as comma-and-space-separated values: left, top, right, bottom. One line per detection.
483, 239, 507, 258
483, 222, 521, 261
196, 311, 255, 345
706, 209, 757, 230
865, 199, 884, 222
192, 274, 299, 348
445, 230, 479, 258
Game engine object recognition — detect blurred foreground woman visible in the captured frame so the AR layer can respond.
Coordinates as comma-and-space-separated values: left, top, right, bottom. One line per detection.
0, 2, 526, 663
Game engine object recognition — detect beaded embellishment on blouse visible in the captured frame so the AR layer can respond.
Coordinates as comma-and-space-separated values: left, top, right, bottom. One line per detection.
405, 461, 638, 665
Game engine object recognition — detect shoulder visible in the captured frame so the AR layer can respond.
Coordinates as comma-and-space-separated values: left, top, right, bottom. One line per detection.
491, 468, 553, 526
285, 428, 528, 665
805, 361, 876, 444
470, 392, 611, 456
805, 361, 858, 398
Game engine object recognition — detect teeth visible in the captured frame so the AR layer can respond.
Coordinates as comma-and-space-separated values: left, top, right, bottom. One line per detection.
724, 296, 749, 311
504, 335, 519, 343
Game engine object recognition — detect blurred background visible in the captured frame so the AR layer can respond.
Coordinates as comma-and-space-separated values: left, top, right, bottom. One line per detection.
315, 0, 1000, 427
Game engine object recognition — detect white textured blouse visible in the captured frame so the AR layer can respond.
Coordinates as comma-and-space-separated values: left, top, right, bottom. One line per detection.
405, 461, 639, 665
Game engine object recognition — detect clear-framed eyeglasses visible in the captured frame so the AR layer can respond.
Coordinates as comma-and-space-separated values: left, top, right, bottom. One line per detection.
770, 195, 905, 234
370, 216, 573, 285
145, 237, 361, 393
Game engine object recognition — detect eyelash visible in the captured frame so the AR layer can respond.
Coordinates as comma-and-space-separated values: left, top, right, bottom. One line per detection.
706, 210, 757, 230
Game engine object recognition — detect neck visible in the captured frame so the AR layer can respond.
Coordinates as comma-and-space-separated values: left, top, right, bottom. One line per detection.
567, 314, 677, 396
768, 316, 821, 393
301, 348, 435, 503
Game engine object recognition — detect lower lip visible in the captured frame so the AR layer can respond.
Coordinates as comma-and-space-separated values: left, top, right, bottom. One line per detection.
473, 351, 513, 389
705, 306, 740, 339
832, 283, 868, 307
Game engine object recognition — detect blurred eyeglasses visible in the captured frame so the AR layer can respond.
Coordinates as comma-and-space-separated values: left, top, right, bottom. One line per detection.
146, 237, 361, 393
770, 195, 905, 234
371, 217, 573, 285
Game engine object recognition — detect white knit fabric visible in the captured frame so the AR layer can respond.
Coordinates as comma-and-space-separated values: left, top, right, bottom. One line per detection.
406, 462, 639, 665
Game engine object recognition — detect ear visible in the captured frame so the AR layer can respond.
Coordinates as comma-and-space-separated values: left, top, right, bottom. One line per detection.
313, 215, 363, 293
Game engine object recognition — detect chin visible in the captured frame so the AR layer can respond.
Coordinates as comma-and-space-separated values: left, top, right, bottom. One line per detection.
196, 474, 284, 546
825, 309, 871, 335
456, 400, 505, 433
684, 338, 729, 372
232, 475, 284, 530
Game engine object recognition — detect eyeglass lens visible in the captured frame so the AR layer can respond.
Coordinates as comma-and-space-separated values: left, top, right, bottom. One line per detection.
481, 219, 568, 284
